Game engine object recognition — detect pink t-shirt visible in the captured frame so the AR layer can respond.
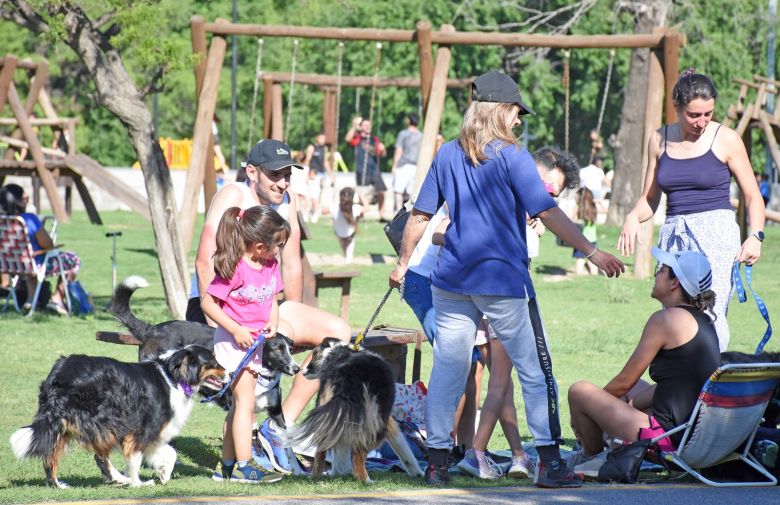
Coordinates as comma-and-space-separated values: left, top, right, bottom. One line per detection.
207, 257, 283, 373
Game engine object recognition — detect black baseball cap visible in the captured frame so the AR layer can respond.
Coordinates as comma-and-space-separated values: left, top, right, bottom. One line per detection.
241, 139, 304, 171
471, 71, 535, 116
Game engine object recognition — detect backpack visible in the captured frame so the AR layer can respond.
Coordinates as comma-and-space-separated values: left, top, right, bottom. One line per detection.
67, 281, 94, 315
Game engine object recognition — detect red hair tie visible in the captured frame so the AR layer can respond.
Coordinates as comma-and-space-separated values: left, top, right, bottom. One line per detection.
238, 209, 245, 219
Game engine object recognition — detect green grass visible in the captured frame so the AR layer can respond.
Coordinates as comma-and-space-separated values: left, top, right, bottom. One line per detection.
1, 211, 778, 503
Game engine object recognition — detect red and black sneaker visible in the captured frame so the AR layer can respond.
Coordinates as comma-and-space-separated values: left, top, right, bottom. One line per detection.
424, 463, 451, 486
534, 459, 583, 488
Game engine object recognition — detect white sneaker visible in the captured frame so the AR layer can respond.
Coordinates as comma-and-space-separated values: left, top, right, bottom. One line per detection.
569, 450, 607, 478
455, 448, 503, 480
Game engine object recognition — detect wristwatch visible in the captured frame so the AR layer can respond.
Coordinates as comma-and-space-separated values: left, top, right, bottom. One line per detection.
751, 230, 765, 242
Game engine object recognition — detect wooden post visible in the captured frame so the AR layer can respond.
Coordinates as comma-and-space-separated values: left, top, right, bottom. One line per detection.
759, 112, 780, 170
24, 60, 48, 113
416, 21, 433, 115
0, 54, 16, 114
411, 25, 455, 201
635, 47, 665, 279
180, 31, 227, 253
738, 129, 750, 243
662, 29, 681, 123
7, 83, 68, 223
192, 16, 217, 217
262, 76, 273, 139
271, 84, 284, 141
323, 87, 337, 145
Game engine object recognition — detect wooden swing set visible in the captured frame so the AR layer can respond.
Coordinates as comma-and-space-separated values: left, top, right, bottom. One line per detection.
183, 18, 687, 277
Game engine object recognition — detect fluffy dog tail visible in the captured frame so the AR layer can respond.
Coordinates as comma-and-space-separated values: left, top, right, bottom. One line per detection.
107, 276, 153, 343
285, 385, 385, 452
10, 415, 65, 460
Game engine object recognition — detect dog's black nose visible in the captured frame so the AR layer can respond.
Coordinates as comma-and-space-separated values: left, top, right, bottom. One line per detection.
292, 365, 301, 375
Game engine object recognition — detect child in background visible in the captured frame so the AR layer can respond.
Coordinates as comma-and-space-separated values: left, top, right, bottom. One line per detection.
328, 187, 364, 264
573, 187, 599, 275
201, 205, 290, 484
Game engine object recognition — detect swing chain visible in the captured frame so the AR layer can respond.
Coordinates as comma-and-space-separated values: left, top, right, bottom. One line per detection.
562, 49, 571, 152
247, 38, 264, 153
284, 39, 300, 144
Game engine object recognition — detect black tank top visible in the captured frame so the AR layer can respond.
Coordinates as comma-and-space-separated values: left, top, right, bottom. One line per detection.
310, 144, 326, 174
649, 305, 720, 443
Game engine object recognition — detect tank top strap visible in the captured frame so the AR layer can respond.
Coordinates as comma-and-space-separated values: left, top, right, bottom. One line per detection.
709, 124, 723, 149
663, 125, 668, 153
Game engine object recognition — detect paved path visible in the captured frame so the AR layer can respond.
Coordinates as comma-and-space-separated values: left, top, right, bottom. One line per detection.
31, 484, 779, 505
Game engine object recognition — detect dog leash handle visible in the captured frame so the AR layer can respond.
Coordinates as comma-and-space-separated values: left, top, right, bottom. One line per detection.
731, 262, 772, 354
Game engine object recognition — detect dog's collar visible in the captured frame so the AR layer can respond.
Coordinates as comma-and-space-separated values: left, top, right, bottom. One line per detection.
257, 371, 281, 390
178, 381, 195, 397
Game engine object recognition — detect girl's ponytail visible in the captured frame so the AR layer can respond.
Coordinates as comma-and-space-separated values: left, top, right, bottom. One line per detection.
214, 207, 244, 279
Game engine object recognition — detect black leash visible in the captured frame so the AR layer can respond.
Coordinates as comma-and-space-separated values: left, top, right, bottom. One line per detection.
352, 286, 394, 350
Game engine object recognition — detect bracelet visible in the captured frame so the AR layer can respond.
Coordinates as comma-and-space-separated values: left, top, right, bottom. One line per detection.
585, 246, 598, 259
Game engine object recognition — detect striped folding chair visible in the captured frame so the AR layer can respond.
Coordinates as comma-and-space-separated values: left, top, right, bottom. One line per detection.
0, 214, 71, 316
652, 363, 780, 487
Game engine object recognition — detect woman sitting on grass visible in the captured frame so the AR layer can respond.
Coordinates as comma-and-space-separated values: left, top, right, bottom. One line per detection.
0, 183, 80, 315
566, 248, 720, 476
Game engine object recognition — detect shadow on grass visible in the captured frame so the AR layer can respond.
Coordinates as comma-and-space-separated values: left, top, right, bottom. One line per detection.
125, 248, 158, 258
10, 475, 107, 488
172, 436, 222, 475
534, 264, 569, 276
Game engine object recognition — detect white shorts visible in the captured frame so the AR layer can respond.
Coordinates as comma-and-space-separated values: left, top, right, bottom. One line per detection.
393, 163, 416, 194
474, 316, 497, 346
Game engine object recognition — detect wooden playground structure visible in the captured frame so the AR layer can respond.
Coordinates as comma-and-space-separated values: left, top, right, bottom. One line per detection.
724, 74, 780, 234
183, 18, 686, 277
0, 56, 149, 224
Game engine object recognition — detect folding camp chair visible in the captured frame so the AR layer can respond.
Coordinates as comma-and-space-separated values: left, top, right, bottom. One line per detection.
652, 363, 780, 487
0, 214, 71, 316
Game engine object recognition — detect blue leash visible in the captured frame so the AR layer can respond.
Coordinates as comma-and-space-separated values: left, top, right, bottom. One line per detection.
731, 262, 772, 354
201, 331, 266, 404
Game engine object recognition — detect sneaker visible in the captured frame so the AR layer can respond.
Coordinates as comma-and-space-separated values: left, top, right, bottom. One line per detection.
251, 441, 276, 471
455, 448, 502, 479
508, 455, 534, 479
258, 419, 292, 474
534, 459, 583, 488
424, 463, 451, 485
46, 301, 68, 315
232, 462, 284, 484
212, 461, 234, 481
569, 451, 607, 479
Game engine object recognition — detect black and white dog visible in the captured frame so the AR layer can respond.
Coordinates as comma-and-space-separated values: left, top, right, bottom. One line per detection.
108, 276, 299, 425
10, 345, 226, 488
286, 338, 424, 483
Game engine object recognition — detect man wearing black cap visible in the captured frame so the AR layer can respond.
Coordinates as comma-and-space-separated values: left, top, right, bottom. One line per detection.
391, 113, 422, 212
389, 71, 625, 487
189, 139, 352, 473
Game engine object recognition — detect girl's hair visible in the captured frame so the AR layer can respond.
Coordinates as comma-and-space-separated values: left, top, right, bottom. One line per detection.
0, 184, 26, 215
213, 206, 291, 279
339, 187, 357, 227
576, 187, 597, 224
533, 146, 580, 190
672, 67, 718, 110
667, 267, 717, 319
459, 101, 519, 165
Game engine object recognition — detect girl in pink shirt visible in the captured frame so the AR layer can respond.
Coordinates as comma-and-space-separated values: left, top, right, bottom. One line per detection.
201, 205, 290, 483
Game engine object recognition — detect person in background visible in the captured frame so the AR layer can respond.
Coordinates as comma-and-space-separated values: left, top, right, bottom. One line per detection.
618, 68, 765, 352
0, 183, 80, 315
573, 187, 600, 276
303, 133, 334, 223
392, 113, 422, 213
345, 117, 387, 220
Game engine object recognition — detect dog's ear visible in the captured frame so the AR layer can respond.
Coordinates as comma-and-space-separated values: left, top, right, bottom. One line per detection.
165, 347, 201, 385
322, 337, 341, 348
277, 332, 295, 348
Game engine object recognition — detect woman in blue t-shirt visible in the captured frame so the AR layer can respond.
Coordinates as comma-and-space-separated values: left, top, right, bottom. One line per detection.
389, 71, 625, 488
0, 184, 80, 314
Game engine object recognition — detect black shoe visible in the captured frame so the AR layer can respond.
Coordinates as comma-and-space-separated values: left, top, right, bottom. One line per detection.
425, 463, 451, 486
534, 459, 583, 488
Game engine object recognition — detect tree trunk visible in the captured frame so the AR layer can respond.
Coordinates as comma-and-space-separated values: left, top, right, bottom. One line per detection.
1, 2, 189, 318
606, 1, 671, 226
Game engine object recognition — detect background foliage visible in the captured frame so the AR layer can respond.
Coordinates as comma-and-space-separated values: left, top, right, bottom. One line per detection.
0, 0, 775, 171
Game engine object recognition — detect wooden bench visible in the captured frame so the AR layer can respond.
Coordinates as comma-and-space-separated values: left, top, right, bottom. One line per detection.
96, 325, 423, 383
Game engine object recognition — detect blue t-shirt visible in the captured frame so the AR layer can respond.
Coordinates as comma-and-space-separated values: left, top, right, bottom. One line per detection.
21, 213, 44, 264
414, 140, 556, 298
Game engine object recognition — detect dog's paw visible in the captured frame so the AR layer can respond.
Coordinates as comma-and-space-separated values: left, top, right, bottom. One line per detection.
51, 479, 70, 489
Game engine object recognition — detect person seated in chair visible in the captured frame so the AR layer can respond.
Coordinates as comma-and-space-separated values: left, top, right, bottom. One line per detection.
567, 249, 720, 472
0, 184, 80, 314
